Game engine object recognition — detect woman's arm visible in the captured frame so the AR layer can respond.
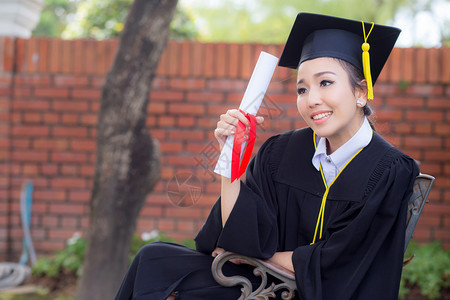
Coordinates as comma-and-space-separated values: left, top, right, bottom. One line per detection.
268, 251, 294, 273
220, 176, 241, 227
196, 114, 276, 257
212, 248, 295, 273
214, 109, 264, 227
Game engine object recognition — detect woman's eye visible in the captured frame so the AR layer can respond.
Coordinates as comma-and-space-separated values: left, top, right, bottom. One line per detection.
320, 80, 333, 87
297, 87, 307, 95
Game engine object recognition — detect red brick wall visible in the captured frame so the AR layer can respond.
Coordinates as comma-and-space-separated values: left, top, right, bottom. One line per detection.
0, 37, 449, 259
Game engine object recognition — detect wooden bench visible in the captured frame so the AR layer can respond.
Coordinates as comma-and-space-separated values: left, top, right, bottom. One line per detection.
211, 173, 435, 300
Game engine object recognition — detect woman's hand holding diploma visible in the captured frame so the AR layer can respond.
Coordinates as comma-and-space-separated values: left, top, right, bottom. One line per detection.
214, 51, 278, 179
214, 109, 265, 151
214, 109, 264, 227
213, 51, 277, 227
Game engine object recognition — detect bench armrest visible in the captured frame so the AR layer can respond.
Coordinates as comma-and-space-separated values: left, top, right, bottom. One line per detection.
211, 251, 296, 299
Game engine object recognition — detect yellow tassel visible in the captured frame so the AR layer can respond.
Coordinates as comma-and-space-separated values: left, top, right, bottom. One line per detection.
361, 21, 375, 100
310, 133, 365, 245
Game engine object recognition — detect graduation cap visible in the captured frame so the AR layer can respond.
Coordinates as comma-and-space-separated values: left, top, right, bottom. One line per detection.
279, 12, 401, 100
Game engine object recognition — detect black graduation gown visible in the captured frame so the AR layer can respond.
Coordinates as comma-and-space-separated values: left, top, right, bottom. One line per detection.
115, 241, 260, 299
195, 127, 419, 300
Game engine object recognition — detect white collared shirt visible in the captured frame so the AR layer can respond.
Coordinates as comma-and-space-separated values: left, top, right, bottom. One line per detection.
312, 117, 373, 186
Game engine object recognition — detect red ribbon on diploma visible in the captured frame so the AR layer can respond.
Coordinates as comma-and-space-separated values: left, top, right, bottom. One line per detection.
231, 109, 257, 182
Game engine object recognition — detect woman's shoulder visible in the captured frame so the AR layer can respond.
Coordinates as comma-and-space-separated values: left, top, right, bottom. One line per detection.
368, 132, 417, 165
323, 132, 419, 202
361, 132, 420, 195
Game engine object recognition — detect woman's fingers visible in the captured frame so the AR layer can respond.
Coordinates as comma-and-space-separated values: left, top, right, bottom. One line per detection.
256, 116, 264, 125
219, 109, 248, 127
212, 247, 225, 257
214, 110, 242, 145
218, 110, 264, 131
215, 120, 236, 134
230, 109, 250, 127
211, 247, 246, 265
214, 109, 265, 147
229, 258, 246, 265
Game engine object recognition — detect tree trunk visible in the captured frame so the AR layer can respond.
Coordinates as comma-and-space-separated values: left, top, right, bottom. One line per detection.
75, 0, 178, 299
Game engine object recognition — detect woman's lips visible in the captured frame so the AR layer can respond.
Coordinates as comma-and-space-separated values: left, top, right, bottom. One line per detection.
311, 111, 332, 123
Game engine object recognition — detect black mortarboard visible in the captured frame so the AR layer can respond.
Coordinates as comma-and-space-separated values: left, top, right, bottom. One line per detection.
279, 12, 401, 99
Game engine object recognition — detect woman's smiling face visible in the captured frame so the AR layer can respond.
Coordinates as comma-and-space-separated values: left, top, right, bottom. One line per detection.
296, 57, 366, 153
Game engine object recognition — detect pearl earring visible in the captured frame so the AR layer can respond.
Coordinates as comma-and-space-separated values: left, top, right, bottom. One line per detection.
356, 100, 364, 106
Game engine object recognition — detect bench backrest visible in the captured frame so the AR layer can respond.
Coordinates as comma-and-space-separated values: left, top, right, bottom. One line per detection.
404, 173, 435, 252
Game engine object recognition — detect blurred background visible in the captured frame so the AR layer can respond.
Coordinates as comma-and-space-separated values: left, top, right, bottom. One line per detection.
0, 0, 449, 299
32, 0, 450, 46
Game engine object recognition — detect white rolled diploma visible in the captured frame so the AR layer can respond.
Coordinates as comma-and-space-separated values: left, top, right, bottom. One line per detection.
214, 51, 279, 178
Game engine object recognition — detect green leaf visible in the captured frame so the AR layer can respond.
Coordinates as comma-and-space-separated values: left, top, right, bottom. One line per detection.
400, 241, 450, 299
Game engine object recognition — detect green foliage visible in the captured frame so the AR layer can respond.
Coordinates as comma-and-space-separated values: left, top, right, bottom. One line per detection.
398, 80, 411, 91
170, 7, 200, 40
32, 0, 450, 45
33, 0, 199, 40
0, 287, 49, 300
61, 0, 199, 40
188, 0, 409, 43
129, 232, 196, 262
32, 232, 196, 278
62, 0, 133, 39
32, 236, 86, 277
53, 296, 74, 300
399, 241, 450, 299
32, 0, 80, 37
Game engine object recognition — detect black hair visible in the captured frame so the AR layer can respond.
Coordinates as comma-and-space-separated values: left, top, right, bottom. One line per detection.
335, 58, 376, 129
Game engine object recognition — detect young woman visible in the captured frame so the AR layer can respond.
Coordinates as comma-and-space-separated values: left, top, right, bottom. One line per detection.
115, 12, 419, 300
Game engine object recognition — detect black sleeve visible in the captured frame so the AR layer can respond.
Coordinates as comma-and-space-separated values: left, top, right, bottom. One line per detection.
292, 152, 419, 300
195, 135, 282, 259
